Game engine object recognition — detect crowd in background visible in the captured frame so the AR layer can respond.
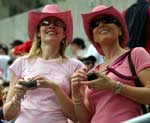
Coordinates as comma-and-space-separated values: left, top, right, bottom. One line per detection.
0, 0, 149, 123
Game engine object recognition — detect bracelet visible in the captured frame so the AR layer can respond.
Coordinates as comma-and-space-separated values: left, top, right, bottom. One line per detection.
73, 96, 83, 105
114, 81, 123, 95
73, 99, 82, 105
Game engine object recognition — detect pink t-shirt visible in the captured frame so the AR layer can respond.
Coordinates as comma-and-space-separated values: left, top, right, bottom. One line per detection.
9, 56, 83, 123
86, 47, 150, 123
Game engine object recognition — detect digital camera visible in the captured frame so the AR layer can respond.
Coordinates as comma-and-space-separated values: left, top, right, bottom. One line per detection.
87, 73, 98, 81
20, 80, 37, 88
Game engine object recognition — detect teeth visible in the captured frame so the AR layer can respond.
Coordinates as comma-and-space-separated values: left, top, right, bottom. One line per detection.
47, 32, 57, 35
100, 30, 108, 34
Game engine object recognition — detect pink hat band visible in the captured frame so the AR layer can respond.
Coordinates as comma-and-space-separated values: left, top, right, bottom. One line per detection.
42, 4, 61, 13
92, 5, 108, 12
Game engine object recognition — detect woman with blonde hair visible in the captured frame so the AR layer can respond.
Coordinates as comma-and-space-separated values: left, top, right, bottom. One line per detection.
3, 4, 83, 123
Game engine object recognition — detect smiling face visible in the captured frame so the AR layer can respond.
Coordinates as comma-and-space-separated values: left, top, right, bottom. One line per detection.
90, 15, 122, 46
38, 17, 66, 45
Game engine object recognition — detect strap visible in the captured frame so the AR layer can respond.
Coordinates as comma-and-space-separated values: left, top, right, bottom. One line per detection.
128, 50, 142, 87
128, 49, 148, 114
107, 66, 136, 80
106, 50, 137, 81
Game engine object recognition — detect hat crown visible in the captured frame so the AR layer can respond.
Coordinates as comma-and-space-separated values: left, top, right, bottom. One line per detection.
92, 5, 108, 12
42, 4, 61, 13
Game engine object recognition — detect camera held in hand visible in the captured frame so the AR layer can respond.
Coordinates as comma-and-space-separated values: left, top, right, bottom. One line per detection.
87, 73, 98, 81
20, 80, 37, 88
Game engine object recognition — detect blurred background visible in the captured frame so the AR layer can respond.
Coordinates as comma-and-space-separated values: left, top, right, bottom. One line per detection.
0, 0, 136, 45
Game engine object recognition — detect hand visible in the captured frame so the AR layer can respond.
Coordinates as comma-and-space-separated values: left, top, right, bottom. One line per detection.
14, 79, 29, 100
32, 75, 58, 90
71, 67, 87, 98
80, 73, 115, 91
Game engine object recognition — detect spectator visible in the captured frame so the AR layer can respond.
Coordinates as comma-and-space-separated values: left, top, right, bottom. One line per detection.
70, 37, 86, 59
71, 5, 150, 123
0, 44, 9, 55
10, 40, 23, 49
123, 0, 150, 53
3, 4, 83, 123
0, 44, 11, 81
10, 39, 32, 57
85, 44, 104, 64
80, 55, 97, 72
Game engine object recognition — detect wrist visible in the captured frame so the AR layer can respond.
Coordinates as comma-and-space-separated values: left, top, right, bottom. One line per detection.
72, 96, 83, 105
113, 81, 123, 95
109, 80, 117, 91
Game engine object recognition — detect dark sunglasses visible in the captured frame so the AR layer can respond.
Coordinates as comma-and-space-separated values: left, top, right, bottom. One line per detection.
39, 19, 66, 29
90, 15, 120, 33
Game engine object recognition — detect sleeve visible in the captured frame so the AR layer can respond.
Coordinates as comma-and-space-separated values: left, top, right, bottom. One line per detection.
9, 57, 24, 78
74, 59, 85, 72
69, 58, 85, 75
131, 47, 150, 73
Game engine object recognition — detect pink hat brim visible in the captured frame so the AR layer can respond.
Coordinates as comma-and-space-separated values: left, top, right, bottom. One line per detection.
82, 6, 129, 55
28, 10, 73, 44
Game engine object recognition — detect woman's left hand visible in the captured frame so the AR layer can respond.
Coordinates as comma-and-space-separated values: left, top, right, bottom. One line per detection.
32, 75, 58, 90
81, 73, 115, 91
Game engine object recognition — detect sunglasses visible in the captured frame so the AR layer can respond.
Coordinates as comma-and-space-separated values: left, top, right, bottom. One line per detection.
90, 15, 120, 33
39, 19, 66, 29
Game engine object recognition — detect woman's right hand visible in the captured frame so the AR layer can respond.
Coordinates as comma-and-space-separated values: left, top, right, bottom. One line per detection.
71, 68, 87, 98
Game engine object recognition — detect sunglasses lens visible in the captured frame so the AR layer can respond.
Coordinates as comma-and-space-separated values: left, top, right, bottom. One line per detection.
40, 20, 50, 26
101, 16, 114, 24
40, 19, 66, 29
91, 20, 100, 29
90, 16, 120, 33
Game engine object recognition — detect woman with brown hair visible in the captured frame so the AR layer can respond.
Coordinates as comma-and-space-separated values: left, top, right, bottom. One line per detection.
71, 5, 150, 123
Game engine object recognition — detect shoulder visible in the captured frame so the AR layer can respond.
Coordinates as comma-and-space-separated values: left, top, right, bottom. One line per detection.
65, 58, 85, 73
11, 56, 30, 67
130, 47, 150, 73
13, 56, 27, 63
131, 47, 150, 57
67, 58, 84, 65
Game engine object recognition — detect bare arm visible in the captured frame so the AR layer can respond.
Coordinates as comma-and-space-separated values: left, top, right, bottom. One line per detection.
81, 67, 150, 105
52, 85, 78, 122
3, 71, 27, 120
71, 68, 92, 123
73, 92, 92, 123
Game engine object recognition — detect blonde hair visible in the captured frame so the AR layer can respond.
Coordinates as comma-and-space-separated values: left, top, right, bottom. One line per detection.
27, 31, 67, 59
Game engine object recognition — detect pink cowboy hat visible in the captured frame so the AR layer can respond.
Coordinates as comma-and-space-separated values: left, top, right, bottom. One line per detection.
28, 4, 73, 43
82, 5, 129, 55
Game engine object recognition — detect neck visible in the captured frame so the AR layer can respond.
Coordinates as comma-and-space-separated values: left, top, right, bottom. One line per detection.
40, 42, 60, 60
101, 43, 127, 62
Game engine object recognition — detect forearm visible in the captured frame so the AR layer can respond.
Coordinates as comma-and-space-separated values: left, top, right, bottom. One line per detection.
73, 98, 91, 123
53, 86, 77, 122
119, 84, 150, 104
3, 95, 21, 120
72, 88, 91, 123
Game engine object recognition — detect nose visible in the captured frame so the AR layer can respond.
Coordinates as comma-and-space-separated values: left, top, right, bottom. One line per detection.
98, 20, 106, 27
